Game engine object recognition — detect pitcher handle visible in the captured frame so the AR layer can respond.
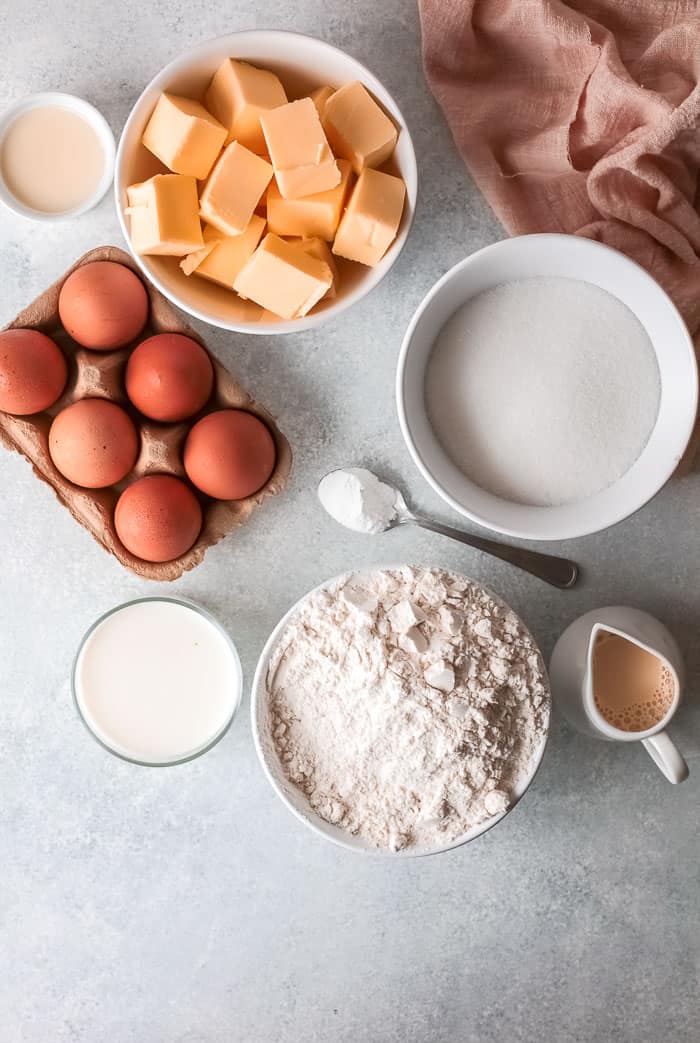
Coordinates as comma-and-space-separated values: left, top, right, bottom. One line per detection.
642, 731, 689, 784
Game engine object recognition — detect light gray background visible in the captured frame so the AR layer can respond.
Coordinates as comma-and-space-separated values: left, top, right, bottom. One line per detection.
1, 3, 698, 1041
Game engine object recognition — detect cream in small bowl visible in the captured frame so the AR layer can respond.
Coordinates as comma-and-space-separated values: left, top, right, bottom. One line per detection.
0, 93, 115, 220
252, 565, 550, 857
115, 30, 417, 334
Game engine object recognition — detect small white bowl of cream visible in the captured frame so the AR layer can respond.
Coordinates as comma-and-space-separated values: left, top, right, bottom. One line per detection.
0, 92, 115, 220
72, 597, 242, 766
397, 234, 698, 541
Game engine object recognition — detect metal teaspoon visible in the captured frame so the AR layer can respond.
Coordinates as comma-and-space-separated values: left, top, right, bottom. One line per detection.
318, 468, 579, 590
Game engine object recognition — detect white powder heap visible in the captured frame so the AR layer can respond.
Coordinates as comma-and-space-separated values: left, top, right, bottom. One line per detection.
317, 467, 399, 534
425, 278, 661, 507
266, 566, 549, 852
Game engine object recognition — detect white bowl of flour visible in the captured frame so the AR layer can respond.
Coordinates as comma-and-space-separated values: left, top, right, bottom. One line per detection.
251, 565, 550, 856
397, 234, 697, 540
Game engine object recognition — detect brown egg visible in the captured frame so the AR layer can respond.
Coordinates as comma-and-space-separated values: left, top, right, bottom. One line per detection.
183, 409, 276, 500
58, 261, 148, 351
114, 475, 202, 562
49, 398, 138, 488
125, 333, 214, 421
0, 328, 67, 415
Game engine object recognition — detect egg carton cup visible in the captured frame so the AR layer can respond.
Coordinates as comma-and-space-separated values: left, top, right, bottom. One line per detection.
0, 245, 292, 580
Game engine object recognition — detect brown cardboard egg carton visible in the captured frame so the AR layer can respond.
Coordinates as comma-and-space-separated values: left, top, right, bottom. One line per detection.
0, 245, 292, 580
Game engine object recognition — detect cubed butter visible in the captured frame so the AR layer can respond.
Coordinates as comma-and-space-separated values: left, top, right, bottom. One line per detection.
333, 168, 406, 267
255, 156, 271, 215
310, 85, 335, 118
126, 174, 204, 256
260, 98, 340, 200
205, 59, 287, 153
287, 237, 338, 298
179, 225, 222, 276
141, 93, 227, 180
199, 142, 273, 236
234, 233, 332, 319
322, 81, 398, 174
266, 159, 352, 240
181, 217, 266, 288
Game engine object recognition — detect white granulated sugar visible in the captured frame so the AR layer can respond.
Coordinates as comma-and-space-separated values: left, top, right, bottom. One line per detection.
317, 467, 398, 534
266, 566, 549, 852
425, 278, 661, 507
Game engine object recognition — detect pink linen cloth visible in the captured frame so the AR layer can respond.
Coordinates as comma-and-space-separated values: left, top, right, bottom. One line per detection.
419, 0, 700, 467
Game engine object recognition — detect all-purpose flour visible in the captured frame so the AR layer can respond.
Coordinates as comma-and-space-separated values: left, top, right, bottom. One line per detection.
425, 278, 661, 507
266, 566, 549, 852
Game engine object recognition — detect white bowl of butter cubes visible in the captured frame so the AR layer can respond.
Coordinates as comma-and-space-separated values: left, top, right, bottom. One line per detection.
115, 30, 417, 334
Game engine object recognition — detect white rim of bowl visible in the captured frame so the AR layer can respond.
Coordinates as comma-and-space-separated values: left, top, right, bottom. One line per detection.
396, 234, 698, 542
114, 29, 418, 335
71, 596, 243, 767
0, 92, 116, 221
251, 565, 551, 857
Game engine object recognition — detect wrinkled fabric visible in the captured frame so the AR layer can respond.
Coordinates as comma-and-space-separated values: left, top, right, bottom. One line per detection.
420, 0, 700, 466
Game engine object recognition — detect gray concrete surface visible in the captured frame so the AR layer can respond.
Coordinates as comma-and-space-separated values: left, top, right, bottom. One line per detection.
1, 2, 698, 1041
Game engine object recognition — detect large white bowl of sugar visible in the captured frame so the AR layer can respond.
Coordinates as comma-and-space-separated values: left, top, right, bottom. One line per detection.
397, 234, 698, 541
115, 30, 417, 335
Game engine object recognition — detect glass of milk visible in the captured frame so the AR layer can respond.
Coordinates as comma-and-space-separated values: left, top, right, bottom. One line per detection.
72, 597, 242, 766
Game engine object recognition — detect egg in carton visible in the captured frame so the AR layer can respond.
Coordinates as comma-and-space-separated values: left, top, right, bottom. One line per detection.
0, 245, 292, 580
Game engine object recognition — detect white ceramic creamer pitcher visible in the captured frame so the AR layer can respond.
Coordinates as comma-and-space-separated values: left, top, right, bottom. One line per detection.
550, 607, 689, 783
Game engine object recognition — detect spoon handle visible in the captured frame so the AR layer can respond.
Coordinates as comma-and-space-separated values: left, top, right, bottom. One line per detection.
406, 515, 579, 589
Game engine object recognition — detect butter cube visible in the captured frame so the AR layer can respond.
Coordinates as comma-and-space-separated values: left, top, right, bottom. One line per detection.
287, 237, 338, 298
310, 85, 335, 118
266, 159, 352, 241
333, 168, 406, 267
126, 174, 204, 256
181, 217, 266, 288
141, 93, 227, 180
260, 98, 340, 200
205, 59, 287, 154
179, 226, 222, 276
199, 142, 273, 236
323, 81, 398, 174
234, 234, 332, 319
